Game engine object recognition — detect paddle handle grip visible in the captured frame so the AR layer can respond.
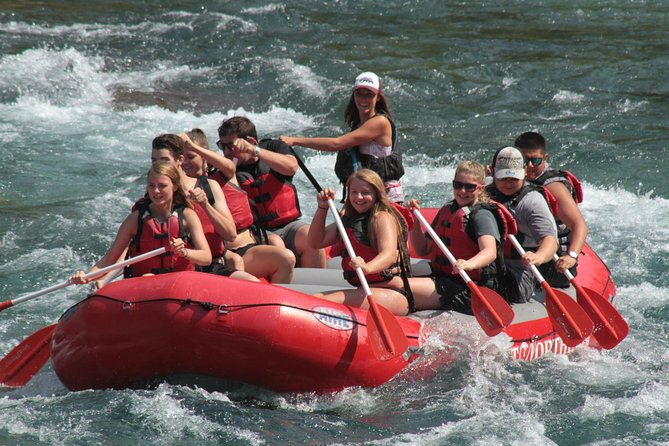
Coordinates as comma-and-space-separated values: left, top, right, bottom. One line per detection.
553, 253, 576, 281
412, 209, 474, 285
0, 247, 168, 311
327, 199, 373, 297
507, 234, 546, 284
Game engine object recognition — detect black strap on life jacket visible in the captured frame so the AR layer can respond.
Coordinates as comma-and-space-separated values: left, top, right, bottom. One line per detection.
335, 116, 404, 202
195, 176, 215, 205
124, 202, 188, 278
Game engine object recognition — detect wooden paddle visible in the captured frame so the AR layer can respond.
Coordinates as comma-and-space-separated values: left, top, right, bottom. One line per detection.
289, 147, 408, 360
412, 209, 514, 336
553, 253, 628, 349
508, 235, 593, 347
0, 247, 167, 312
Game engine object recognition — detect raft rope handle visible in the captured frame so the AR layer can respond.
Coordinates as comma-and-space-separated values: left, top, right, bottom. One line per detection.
76, 293, 421, 340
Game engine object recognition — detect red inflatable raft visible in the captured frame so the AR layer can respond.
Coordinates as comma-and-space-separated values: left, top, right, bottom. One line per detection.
50, 209, 618, 393
51, 272, 423, 392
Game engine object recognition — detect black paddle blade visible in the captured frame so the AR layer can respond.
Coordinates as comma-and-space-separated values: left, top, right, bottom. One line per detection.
0, 324, 56, 387
544, 286, 594, 348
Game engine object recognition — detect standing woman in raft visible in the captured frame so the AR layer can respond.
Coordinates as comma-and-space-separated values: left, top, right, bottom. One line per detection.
280, 72, 404, 203
308, 169, 413, 316
70, 162, 212, 284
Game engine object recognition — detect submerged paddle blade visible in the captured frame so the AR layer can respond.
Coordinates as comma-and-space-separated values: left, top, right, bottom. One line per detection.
469, 285, 515, 336
544, 286, 594, 348
366, 297, 409, 361
576, 285, 629, 349
0, 324, 56, 387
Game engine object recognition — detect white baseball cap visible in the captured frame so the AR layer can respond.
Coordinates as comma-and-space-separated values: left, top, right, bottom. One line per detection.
353, 72, 381, 94
494, 146, 525, 180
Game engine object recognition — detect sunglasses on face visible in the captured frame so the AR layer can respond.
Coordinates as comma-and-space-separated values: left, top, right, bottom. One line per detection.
452, 180, 482, 191
216, 140, 234, 151
524, 156, 544, 166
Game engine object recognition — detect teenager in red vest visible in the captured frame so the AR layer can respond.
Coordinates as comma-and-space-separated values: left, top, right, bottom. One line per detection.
218, 116, 326, 269
515, 131, 588, 288
308, 169, 412, 316
70, 162, 211, 286
179, 130, 296, 283
408, 161, 518, 313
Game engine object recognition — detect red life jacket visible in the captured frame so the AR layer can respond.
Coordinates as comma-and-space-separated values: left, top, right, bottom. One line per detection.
208, 169, 255, 232
238, 171, 300, 229
192, 176, 226, 258
430, 201, 517, 281
534, 168, 583, 204
236, 140, 301, 229
338, 206, 408, 286
532, 168, 584, 255
124, 203, 195, 277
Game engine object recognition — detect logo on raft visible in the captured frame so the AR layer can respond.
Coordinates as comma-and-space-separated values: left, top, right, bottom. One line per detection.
313, 307, 354, 331
510, 335, 575, 361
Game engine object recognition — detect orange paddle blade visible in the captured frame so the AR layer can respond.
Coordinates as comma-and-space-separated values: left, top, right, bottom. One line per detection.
574, 284, 629, 349
544, 285, 594, 347
469, 284, 515, 336
366, 296, 409, 361
0, 324, 56, 387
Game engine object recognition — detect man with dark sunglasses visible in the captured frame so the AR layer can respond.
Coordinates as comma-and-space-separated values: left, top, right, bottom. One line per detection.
515, 132, 588, 287
485, 146, 558, 303
217, 116, 327, 269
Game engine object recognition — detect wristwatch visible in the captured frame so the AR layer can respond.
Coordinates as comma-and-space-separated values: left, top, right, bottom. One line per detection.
568, 250, 579, 259
254, 146, 262, 157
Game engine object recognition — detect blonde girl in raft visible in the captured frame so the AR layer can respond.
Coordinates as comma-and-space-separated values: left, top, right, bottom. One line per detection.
70, 162, 211, 284
308, 169, 412, 315
408, 161, 512, 314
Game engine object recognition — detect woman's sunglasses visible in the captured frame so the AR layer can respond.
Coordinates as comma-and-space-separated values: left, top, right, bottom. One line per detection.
452, 181, 482, 191
524, 156, 544, 166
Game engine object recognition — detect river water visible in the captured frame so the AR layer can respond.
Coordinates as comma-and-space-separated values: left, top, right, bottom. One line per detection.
1, 1, 668, 445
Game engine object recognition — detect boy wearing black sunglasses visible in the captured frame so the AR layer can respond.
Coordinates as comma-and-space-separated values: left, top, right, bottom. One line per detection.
217, 116, 327, 269
515, 132, 588, 288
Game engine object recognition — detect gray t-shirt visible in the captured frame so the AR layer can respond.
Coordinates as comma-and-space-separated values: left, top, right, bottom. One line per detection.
505, 188, 558, 302
509, 189, 557, 249
470, 208, 501, 242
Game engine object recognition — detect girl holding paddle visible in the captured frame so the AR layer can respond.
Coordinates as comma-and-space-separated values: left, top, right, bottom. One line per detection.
70, 162, 212, 286
408, 161, 517, 314
307, 169, 413, 315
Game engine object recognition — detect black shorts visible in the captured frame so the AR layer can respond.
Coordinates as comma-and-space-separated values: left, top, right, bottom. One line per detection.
433, 275, 474, 315
196, 258, 236, 277
388, 286, 415, 314
538, 261, 575, 289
